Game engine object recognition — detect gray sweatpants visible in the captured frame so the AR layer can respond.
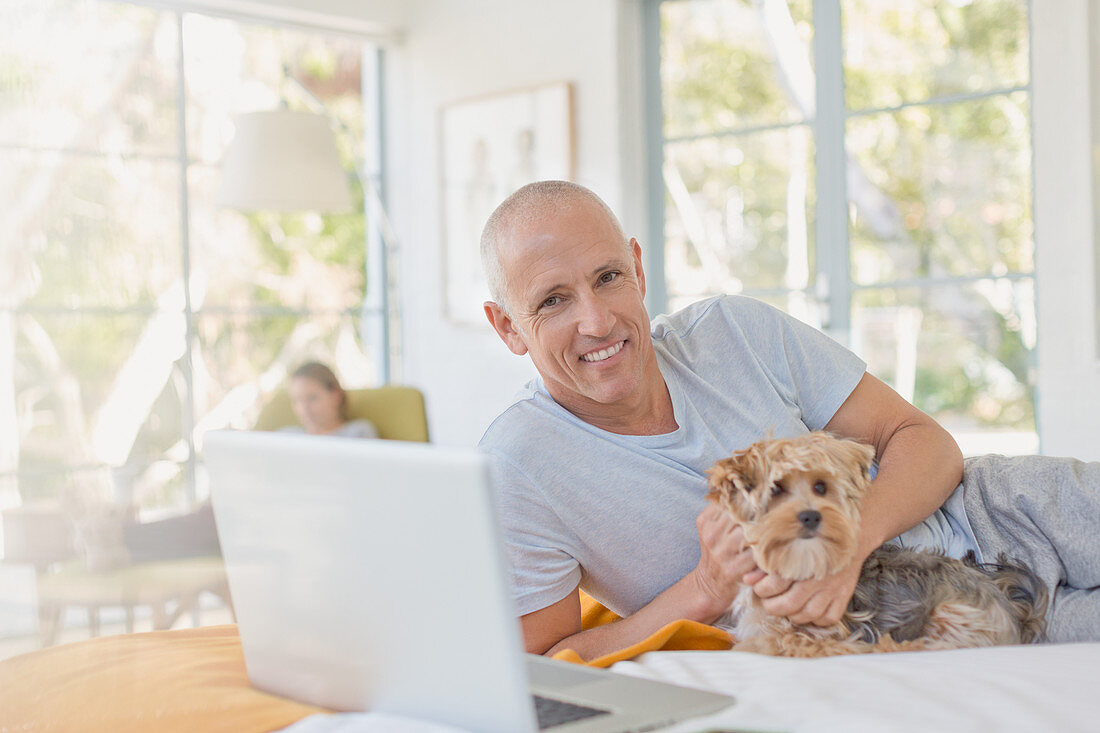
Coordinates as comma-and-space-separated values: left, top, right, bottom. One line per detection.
960, 454, 1100, 642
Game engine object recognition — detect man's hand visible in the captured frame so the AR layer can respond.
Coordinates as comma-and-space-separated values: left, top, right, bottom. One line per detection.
746, 559, 862, 626
692, 502, 757, 619
523, 504, 759, 659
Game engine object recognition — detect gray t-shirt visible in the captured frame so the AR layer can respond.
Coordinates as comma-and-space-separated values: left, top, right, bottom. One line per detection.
479, 295, 867, 617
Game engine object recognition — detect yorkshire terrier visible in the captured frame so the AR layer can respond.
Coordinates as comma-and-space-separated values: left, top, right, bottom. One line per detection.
705, 432, 1047, 657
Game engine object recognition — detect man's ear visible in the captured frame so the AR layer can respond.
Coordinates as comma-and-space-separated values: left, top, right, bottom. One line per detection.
484, 301, 529, 356
630, 238, 646, 299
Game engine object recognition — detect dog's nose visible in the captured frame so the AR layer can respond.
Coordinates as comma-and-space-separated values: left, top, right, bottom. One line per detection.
798, 510, 822, 531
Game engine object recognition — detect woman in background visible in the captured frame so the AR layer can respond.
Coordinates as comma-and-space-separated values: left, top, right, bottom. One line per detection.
123, 363, 375, 562
286, 361, 378, 439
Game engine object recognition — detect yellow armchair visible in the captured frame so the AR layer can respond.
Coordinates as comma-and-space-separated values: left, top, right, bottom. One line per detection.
253, 385, 430, 442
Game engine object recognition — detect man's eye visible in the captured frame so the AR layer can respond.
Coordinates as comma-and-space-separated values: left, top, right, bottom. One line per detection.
541, 296, 561, 309
599, 271, 619, 284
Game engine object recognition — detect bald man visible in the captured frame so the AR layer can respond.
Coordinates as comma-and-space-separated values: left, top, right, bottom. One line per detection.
478, 180, 1100, 659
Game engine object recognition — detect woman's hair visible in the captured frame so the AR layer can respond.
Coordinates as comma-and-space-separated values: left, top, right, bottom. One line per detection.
291, 361, 348, 419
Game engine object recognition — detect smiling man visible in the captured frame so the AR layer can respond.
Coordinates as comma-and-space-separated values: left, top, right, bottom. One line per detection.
483, 193, 671, 436
478, 181, 1100, 660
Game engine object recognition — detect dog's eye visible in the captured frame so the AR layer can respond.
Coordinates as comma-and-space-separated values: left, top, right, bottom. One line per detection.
813, 480, 827, 496
770, 482, 786, 497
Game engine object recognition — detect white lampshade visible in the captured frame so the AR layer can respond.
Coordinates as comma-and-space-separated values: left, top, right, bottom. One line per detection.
216, 109, 354, 213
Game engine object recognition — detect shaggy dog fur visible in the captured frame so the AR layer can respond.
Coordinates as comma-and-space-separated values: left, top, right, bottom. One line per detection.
706, 432, 1047, 656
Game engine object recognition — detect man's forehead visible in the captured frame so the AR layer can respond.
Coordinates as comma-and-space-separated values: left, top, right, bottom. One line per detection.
505, 226, 627, 272
504, 200, 621, 255
509, 245, 629, 309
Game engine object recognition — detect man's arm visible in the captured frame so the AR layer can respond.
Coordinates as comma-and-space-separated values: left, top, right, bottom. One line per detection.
522, 504, 754, 658
749, 372, 964, 625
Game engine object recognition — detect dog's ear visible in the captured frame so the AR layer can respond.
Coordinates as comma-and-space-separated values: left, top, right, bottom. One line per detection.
706, 445, 765, 522
705, 457, 743, 502
834, 438, 875, 492
852, 441, 875, 484
707, 447, 763, 492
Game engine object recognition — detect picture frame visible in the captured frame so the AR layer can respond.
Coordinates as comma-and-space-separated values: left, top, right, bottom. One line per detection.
440, 81, 574, 326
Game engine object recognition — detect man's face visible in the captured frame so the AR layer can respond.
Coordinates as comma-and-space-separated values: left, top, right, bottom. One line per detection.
484, 201, 655, 417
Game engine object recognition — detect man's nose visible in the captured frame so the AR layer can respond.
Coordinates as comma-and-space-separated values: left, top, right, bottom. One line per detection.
576, 293, 615, 336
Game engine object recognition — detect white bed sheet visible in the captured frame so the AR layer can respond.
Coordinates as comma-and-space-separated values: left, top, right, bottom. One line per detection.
612, 642, 1100, 733
281, 644, 1100, 733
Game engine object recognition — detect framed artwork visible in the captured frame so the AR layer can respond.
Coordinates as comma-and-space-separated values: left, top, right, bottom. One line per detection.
440, 81, 574, 326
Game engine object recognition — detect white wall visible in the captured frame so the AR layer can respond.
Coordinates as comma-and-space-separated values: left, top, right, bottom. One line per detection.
1032, 1, 1100, 461
380, 0, 647, 446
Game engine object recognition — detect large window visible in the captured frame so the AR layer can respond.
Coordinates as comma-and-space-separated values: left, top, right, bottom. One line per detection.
0, 0, 383, 650
648, 0, 1035, 454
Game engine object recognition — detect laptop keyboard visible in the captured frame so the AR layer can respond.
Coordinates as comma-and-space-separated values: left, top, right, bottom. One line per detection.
533, 694, 611, 729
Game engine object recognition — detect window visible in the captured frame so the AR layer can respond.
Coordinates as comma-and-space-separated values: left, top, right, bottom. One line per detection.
1, 4, 382, 539
647, 0, 1035, 454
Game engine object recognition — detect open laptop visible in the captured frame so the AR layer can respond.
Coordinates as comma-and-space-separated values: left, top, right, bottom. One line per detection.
205, 430, 734, 733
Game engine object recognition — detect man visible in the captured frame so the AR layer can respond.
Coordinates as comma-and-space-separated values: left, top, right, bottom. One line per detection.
479, 180, 1099, 660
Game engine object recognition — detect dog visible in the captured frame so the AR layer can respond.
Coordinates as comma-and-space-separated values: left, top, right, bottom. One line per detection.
705, 431, 1047, 657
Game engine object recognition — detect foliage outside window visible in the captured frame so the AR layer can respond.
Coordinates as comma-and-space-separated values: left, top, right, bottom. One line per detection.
0, 1, 377, 529
656, 0, 1035, 454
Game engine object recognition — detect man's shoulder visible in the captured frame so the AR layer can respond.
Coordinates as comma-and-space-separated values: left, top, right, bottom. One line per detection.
479, 381, 569, 452
652, 293, 779, 343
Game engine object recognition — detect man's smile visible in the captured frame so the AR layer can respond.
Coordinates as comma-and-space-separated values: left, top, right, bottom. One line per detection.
580, 340, 626, 363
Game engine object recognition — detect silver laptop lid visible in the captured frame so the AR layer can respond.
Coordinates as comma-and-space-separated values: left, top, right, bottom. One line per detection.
205, 430, 538, 733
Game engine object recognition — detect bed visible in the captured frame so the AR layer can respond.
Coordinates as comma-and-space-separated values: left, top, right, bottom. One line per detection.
609, 641, 1100, 733
2, 620, 1097, 732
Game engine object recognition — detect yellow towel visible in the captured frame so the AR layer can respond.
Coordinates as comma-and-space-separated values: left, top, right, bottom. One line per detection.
550, 592, 732, 667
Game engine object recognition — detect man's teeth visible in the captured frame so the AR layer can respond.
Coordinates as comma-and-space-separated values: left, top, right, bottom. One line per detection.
581, 341, 624, 363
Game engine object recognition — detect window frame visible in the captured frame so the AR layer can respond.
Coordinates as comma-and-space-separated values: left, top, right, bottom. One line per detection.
642, 0, 1038, 449
0, 1, 390, 511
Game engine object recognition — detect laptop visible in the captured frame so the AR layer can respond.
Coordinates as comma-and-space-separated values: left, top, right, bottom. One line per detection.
204, 430, 735, 733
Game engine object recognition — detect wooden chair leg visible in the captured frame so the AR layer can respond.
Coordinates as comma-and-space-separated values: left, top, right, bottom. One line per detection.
38, 604, 61, 647
87, 606, 100, 638
151, 602, 170, 631
159, 591, 201, 630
